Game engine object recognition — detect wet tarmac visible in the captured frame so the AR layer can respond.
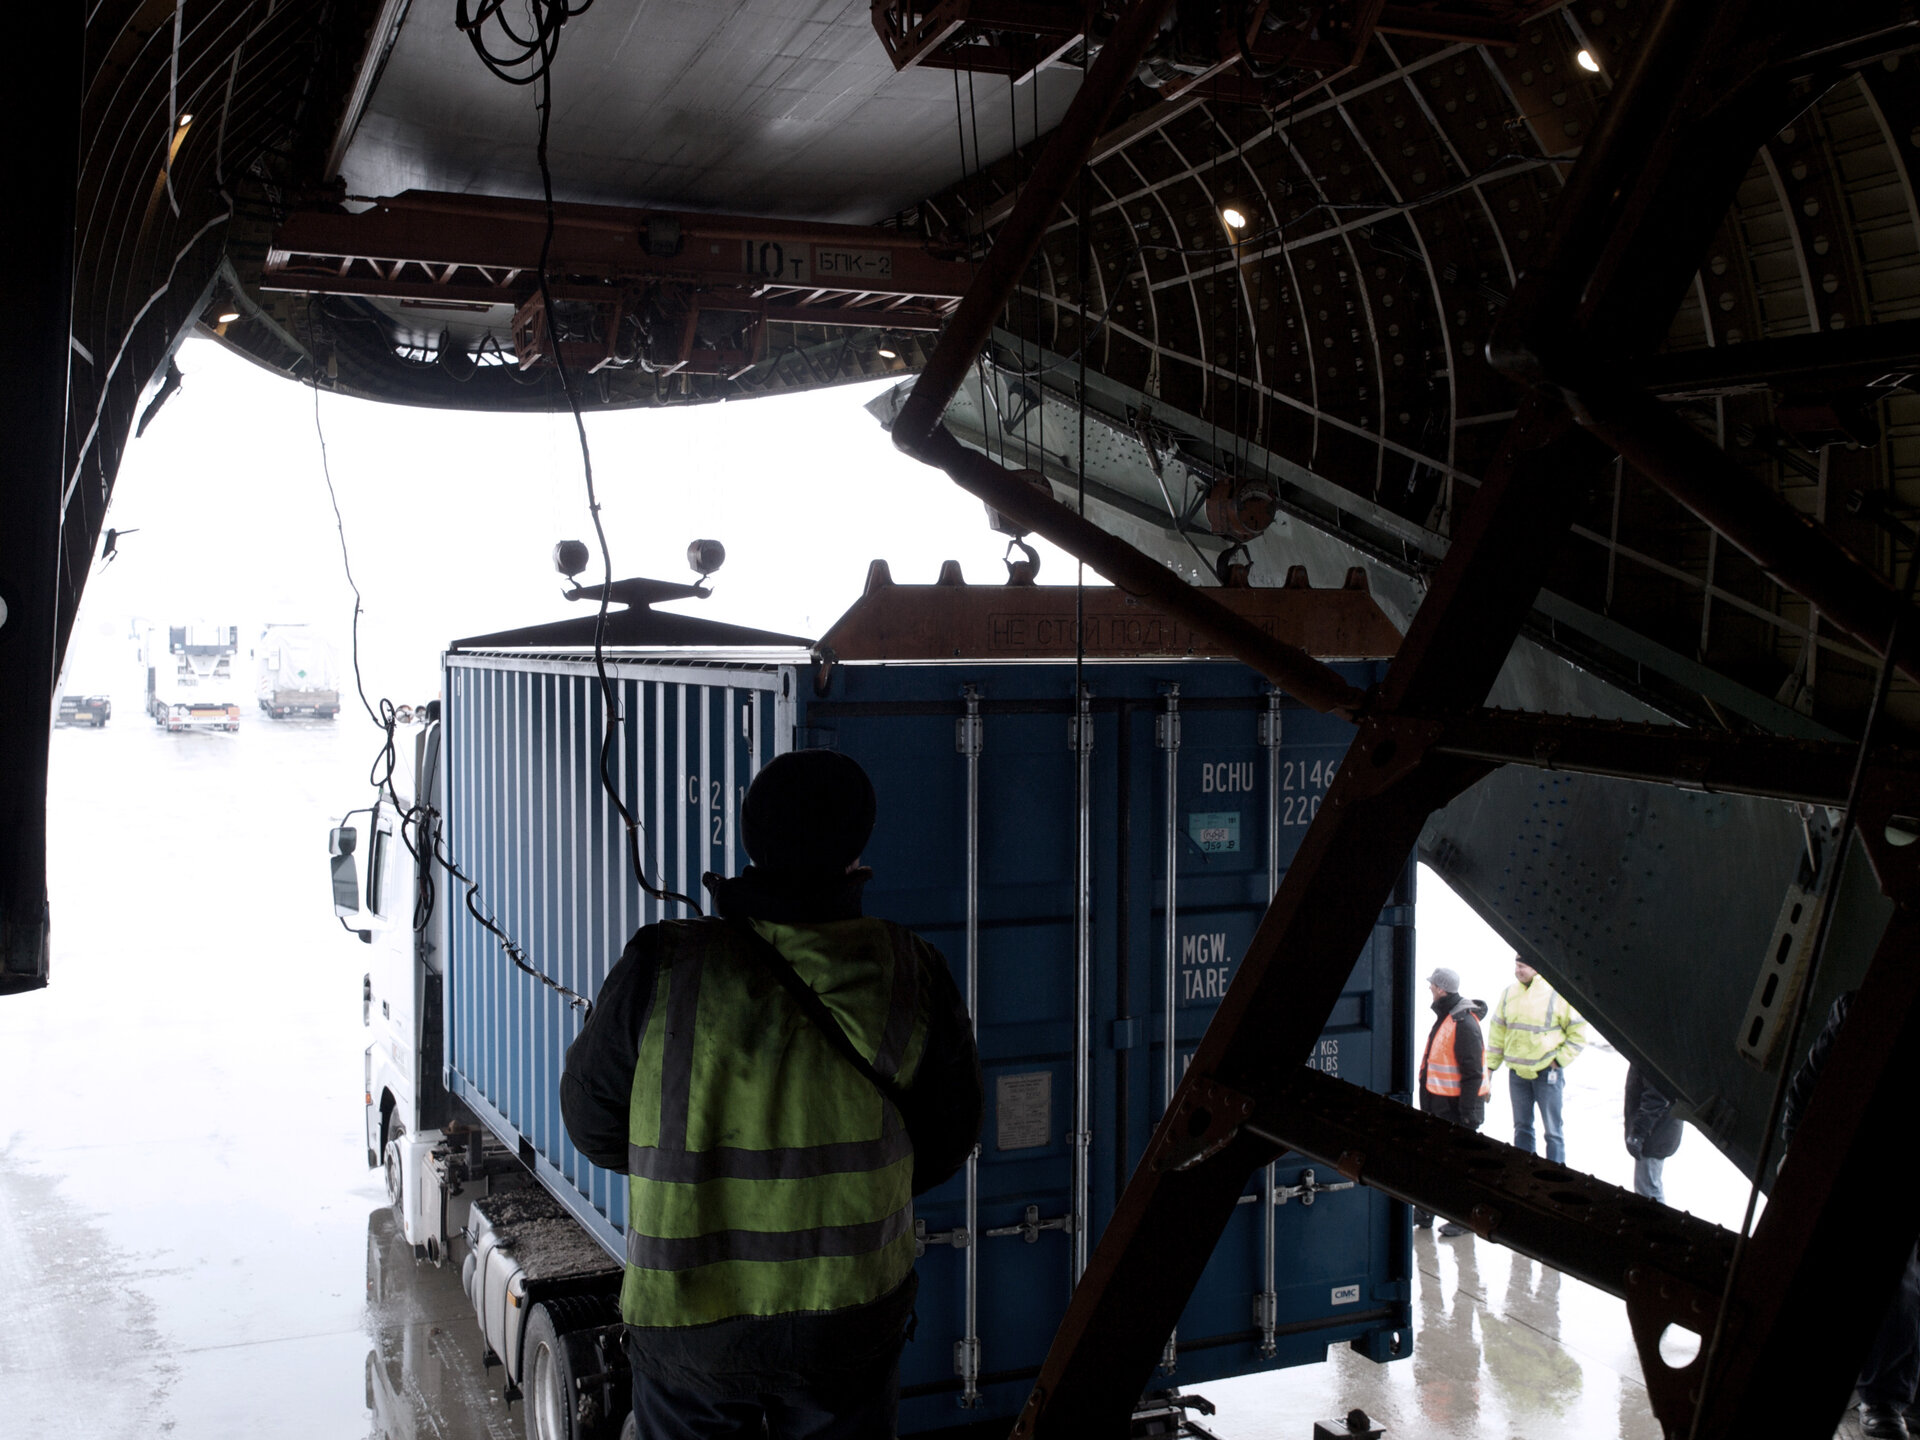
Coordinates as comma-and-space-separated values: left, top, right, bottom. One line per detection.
0, 691, 1806, 1439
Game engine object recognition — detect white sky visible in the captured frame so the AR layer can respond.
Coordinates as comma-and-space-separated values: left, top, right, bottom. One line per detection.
70, 337, 1075, 701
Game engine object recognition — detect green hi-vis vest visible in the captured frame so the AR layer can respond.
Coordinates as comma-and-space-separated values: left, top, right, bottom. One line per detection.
622, 916, 930, 1328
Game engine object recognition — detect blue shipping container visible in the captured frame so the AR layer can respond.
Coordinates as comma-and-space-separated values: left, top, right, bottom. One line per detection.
442, 647, 1413, 1432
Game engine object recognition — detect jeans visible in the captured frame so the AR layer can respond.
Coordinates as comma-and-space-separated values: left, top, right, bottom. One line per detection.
1633, 1155, 1665, 1204
1509, 1066, 1565, 1164
1859, 1244, 1920, 1407
630, 1348, 900, 1440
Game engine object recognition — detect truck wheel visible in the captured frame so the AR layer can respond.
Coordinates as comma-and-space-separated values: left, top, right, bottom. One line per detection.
524, 1306, 584, 1440
523, 1298, 621, 1440
383, 1121, 406, 1213
618, 1414, 637, 1440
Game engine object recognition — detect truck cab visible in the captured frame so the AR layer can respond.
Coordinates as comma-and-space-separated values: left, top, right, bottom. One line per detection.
145, 621, 243, 731
332, 716, 462, 1259
331, 707, 628, 1435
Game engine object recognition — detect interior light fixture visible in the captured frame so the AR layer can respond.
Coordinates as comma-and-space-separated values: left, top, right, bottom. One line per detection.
178, 112, 193, 126
1575, 49, 1600, 73
876, 340, 899, 359
1222, 207, 1248, 230
217, 311, 241, 324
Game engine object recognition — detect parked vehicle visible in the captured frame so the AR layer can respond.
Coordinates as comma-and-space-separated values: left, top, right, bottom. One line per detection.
256, 623, 341, 718
334, 568, 1413, 1439
145, 622, 242, 732
55, 694, 112, 727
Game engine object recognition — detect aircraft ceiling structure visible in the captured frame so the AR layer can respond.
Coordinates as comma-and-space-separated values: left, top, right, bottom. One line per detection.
11, 1, 1920, 1432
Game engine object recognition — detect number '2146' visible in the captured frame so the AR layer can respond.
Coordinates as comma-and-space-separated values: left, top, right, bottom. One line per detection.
1280, 757, 1337, 827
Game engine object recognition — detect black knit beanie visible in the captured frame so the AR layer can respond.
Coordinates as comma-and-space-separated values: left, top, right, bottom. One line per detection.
741, 749, 876, 873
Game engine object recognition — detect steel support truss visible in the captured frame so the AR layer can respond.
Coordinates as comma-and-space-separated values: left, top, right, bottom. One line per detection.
888, 1, 1920, 1435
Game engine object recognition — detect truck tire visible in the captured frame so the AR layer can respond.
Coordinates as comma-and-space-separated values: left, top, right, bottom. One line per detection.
382, 1120, 406, 1214
617, 1416, 636, 1440
523, 1297, 622, 1440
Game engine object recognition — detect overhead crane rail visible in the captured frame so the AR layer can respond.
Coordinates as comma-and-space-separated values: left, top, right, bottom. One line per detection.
263, 191, 975, 376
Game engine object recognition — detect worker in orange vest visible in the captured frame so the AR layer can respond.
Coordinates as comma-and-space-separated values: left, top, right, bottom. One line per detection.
1417, 966, 1490, 1238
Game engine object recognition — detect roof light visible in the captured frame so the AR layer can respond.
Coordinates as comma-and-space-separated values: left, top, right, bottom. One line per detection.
876, 343, 899, 359
1576, 49, 1600, 73
217, 311, 240, 324
1222, 207, 1248, 230
178, 112, 193, 126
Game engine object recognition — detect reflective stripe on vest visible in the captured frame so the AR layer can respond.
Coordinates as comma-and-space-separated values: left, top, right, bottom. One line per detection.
622, 917, 927, 1328
1422, 1010, 1490, 1097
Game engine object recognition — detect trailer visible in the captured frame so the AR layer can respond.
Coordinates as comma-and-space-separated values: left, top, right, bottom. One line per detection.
145, 621, 242, 731
337, 564, 1414, 1440
256, 622, 341, 718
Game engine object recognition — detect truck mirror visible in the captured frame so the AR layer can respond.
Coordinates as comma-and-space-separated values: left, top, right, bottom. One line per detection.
331, 826, 360, 917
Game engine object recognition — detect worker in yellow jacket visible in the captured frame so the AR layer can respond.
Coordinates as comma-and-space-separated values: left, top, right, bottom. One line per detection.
1486, 956, 1591, 1165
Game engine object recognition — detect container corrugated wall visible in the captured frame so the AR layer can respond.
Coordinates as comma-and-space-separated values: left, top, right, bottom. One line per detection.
442, 654, 794, 1252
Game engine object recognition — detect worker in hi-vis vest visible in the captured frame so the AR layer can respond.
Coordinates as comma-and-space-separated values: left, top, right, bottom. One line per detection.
1415, 967, 1489, 1238
1485, 955, 1591, 1165
562, 749, 983, 1439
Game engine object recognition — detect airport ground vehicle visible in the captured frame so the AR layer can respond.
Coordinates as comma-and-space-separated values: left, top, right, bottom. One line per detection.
334, 568, 1413, 1439
55, 694, 112, 727
256, 623, 341, 718
145, 622, 242, 732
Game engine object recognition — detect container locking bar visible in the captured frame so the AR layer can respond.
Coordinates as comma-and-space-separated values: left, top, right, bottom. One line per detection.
1234, 1167, 1356, 1207
913, 1218, 970, 1257
985, 1205, 1073, 1244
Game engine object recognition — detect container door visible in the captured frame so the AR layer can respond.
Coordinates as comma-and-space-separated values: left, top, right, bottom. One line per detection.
1139, 682, 1414, 1381
439, 656, 792, 1256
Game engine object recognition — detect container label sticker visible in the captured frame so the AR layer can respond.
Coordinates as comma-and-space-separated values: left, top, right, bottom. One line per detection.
1331, 1284, 1360, 1306
996, 1071, 1052, 1151
1188, 811, 1240, 853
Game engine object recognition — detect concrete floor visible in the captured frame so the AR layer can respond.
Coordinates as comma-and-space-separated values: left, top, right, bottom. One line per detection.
0, 688, 1829, 1439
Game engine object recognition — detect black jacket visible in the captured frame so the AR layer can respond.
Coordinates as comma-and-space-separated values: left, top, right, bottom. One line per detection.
1623, 1066, 1683, 1160
1782, 991, 1852, 1156
559, 865, 983, 1385
1418, 991, 1487, 1128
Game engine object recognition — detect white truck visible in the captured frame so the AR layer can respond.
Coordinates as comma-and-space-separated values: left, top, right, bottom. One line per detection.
256, 623, 341, 719
338, 706, 632, 1440
144, 622, 243, 732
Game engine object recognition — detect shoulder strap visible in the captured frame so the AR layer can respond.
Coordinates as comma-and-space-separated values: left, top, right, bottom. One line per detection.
730, 921, 908, 1110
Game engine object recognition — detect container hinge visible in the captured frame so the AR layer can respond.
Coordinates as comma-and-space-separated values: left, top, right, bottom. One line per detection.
913, 1218, 970, 1257
985, 1204, 1070, 1243
1275, 1167, 1356, 1206
956, 714, 984, 756
1258, 692, 1283, 750
1253, 1289, 1278, 1340
953, 1336, 982, 1389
